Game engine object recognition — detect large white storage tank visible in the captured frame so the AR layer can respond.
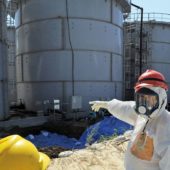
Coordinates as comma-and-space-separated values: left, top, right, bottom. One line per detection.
0, 0, 9, 120
145, 21, 170, 101
15, 0, 130, 112
124, 14, 170, 101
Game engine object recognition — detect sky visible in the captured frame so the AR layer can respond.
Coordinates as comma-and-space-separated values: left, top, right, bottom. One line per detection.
131, 0, 170, 14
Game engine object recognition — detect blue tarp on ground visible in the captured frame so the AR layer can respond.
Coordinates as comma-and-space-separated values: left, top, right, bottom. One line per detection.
26, 116, 133, 149
26, 132, 77, 148
78, 116, 132, 148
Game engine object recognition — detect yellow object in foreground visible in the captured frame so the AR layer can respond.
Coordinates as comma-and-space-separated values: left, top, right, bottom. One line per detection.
0, 135, 50, 170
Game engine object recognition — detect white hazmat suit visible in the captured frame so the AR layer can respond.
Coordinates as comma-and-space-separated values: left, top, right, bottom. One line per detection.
90, 70, 170, 170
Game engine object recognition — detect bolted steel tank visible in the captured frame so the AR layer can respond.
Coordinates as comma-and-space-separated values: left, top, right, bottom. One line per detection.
124, 13, 170, 101
144, 21, 170, 101
0, 0, 9, 120
15, 0, 130, 112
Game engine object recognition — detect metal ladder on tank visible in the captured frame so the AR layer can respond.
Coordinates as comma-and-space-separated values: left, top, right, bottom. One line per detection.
133, 23, 149, 83
6, 0, 18, 105
144, 26, 153, 69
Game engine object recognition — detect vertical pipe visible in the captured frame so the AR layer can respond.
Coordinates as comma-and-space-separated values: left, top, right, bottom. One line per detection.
130, 3, 143, 74
139, 8, 143, 74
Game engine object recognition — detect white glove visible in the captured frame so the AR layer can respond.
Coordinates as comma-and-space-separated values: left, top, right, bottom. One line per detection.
89, 101, 108, 112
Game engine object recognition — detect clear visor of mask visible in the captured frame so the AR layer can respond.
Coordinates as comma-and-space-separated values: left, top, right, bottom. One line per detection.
135, 88, 159, 116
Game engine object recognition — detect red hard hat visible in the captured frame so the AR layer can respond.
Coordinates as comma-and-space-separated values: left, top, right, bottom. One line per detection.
134, 69, 168, 92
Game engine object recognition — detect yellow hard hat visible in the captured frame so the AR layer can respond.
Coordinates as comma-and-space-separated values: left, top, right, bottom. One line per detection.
0, 135, 50, 170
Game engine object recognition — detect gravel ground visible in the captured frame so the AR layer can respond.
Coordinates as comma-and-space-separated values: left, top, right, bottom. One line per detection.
47, 135, 129, 170
38, 146, 69, 158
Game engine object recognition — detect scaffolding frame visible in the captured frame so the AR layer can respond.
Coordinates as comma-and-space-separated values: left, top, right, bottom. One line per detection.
124, 15, 148, 100
0, 0, 18, 105
6, 0, 18, 26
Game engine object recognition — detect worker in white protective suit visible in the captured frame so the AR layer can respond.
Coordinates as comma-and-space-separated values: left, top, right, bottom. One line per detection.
90, 69, 170, 170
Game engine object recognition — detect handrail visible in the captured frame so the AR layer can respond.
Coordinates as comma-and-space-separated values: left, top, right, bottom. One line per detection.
126, 13, 170, 22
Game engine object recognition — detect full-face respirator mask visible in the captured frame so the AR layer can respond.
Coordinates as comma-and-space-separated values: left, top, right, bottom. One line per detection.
135, 87, 159, 117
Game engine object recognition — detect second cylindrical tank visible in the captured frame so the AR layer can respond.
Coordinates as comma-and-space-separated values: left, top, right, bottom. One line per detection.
124, 14, 170, 101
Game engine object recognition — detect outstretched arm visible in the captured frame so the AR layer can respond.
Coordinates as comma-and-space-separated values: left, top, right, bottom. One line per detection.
90, 99, 138, 126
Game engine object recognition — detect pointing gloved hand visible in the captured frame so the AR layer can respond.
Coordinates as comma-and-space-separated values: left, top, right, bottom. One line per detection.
89, 101, 108, 112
